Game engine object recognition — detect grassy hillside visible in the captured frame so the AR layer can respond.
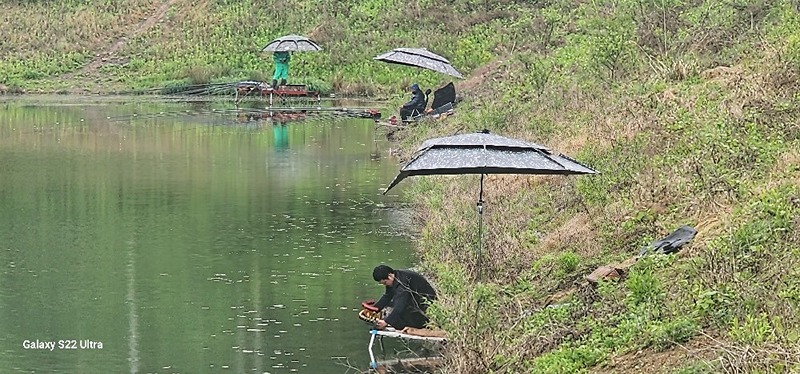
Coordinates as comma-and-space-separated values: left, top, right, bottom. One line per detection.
3, 0, 800, 372
395, 1, 800, 373
0, 0, 499, 95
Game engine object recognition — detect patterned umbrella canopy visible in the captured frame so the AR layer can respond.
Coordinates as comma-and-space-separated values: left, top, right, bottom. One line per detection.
383, 131, 596, 193
382, 130, 597, 279
373, 48, 463, 78
262, 35, 322, 52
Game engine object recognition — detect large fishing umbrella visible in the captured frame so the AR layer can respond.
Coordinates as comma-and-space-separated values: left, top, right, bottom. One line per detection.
373, 48, 463, 78
262, 34, 322, 52
383, 130, 597, 278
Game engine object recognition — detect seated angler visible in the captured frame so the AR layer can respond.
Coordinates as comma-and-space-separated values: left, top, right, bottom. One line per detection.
399, 83, 426, 121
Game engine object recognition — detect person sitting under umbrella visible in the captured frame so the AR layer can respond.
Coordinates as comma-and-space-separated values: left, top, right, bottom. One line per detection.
272, 51, 291, 88
399, 83, 427, 121
370, 264, 437, 330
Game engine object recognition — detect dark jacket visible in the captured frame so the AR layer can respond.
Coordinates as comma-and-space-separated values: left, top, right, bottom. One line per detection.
273, 51, 291, 64
401, 84, 426, 111
374, 269, 437, 328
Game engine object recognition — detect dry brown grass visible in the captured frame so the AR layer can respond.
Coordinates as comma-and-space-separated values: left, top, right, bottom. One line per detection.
709, 334, 800, 374
82, 0, 184, 74
330, 77, 379, 97
548, 132, 591, 159
539, 212, 600, 257
590, 335, 719, 374
761, 150, 800, 192
306, 21, 345, 46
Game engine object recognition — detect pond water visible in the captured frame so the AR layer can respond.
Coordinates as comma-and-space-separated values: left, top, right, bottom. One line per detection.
0, 96, 415, 373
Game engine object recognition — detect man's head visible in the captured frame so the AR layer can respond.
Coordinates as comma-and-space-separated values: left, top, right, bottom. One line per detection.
373, 265, 395, 287
409, 83, 420, 92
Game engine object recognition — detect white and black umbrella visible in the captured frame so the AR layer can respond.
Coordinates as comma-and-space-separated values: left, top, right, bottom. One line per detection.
384, 131, 596, 192
262, 34, 322, 52
383, 130, 597, 278
373, 47, 463, 78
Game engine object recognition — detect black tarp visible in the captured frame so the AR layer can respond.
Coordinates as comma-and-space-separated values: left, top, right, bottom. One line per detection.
640, 225, 698, 256
431, 82, 456, 111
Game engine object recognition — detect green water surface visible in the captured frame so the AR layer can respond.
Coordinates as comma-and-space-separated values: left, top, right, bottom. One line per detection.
0, 97, 414, 373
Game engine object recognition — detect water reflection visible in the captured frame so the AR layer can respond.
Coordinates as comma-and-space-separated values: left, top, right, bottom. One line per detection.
0, 97, 413, 373
274, 124, 289, 152
126, 238, 139, 374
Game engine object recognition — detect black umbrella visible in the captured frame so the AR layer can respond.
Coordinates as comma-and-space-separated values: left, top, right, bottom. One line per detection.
373, 48, 463, 78
262, 34, 322, 52
383, 130, 597, 278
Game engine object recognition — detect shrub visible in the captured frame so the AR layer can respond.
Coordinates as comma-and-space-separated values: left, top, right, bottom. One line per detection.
648, 317, 699, 351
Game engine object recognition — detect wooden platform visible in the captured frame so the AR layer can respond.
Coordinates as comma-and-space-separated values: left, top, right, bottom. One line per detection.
368, 328, 446, 369
234, 81, 320, 105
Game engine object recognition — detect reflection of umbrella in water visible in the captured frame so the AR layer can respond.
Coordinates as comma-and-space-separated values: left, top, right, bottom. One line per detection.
373, 48, 463, 78
262, 34, 323, 52
383, 130, 597, 278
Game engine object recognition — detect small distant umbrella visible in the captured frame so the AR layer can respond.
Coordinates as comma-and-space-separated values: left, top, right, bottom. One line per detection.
262, 34, 322, 52
383, 130, 597, 278
374, 48, 463, 78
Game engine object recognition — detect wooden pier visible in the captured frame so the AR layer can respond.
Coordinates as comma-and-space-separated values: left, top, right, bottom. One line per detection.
234, 81, 321, 105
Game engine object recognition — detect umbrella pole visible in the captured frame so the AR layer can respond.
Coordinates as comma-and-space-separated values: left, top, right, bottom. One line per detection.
476, 174, 485, 281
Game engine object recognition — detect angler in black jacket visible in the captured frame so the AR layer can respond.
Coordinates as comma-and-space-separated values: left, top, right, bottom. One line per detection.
372, 264, 437, 330
399, 83, 426, 121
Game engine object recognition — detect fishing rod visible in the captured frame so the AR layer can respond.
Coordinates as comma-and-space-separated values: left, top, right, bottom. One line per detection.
106, 107, 237, 122
117, 81, 240, 97
105, 99, 384, 124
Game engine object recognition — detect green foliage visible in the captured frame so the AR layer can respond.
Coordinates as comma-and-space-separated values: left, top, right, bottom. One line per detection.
692, 286, 735, 324
590, 20, 636, 81
729, 313, 777, 345
529, 343, 606, 374
301, 77, 332, 95
557, 251, 580, 275
158, 79, 192, 95
515, 53, 555, 97
647, 317, 699, 351
621, 209, 658, 242
1, 0, 474, 93
416, 0, 800, 371
453, 24, 496, 71
671, 362, 715, 374
737, 185, 798, 240
773, 5, 800, 68
184, 65, 216, 85
625, 255, 671, 307
575, 137, 648, 206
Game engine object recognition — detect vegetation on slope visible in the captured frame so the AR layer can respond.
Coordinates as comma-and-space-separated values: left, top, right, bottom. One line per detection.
393, 1, 800, 373
3, 0, 800, 373
0, 0, 499, 95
